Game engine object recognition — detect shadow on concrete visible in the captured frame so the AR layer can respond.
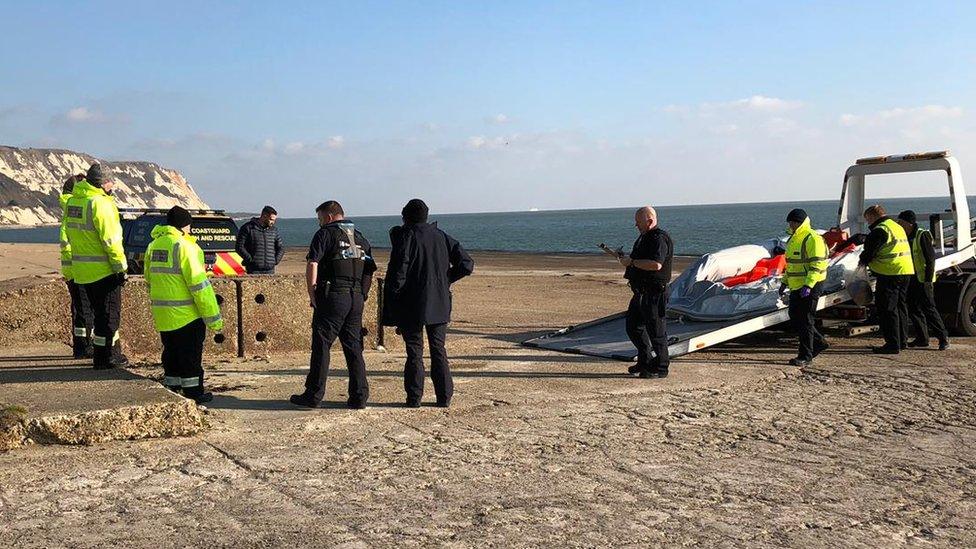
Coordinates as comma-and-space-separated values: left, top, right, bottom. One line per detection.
215, 368, 629, 380
0, 354, 76, 363
0, 365, 143, 384
209, 395, 413, 411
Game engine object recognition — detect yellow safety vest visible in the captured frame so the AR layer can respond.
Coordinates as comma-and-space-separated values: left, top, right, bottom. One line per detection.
59, 193, 74, 281
868, 218, 915, 276
145, 224, 223, 332
783, 217, 828, 290
911, 228, 937, 283
63, 180, 127, 284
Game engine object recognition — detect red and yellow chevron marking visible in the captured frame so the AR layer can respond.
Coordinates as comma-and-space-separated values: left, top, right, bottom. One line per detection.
212, 251, 246, 276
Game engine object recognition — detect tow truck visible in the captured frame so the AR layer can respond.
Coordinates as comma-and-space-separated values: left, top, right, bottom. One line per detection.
525, 151, 976, 360
120, 208, 243, 275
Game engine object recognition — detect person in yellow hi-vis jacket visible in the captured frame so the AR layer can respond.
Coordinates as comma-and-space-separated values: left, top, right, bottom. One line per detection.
64, 164, 129, 369
145, 206, 224, 404
60, 173, 94, 359
780, 209, 830, 367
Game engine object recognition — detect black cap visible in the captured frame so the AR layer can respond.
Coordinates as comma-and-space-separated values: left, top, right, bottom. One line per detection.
86, 164, 108, 186
166, 206, 192, 228
786, 208, 807, 223
402, 198, 429, 223
897, 210, 917, 224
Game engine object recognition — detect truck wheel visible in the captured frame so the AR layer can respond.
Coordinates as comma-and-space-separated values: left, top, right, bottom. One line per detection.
956, 283, 976, 337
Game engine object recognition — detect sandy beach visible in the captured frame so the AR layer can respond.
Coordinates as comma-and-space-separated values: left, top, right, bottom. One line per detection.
1, 243, 974, 546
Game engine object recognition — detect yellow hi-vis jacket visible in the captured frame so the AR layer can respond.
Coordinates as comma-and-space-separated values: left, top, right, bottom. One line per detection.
911, 228, 937, 283
783, 217, 828, 290
59, 193, 74, 281
145, 224, 223, 332
63, 180, 127, 284
869, 218, 915, 276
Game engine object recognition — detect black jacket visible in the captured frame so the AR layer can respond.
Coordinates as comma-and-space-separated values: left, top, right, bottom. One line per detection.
383, 222, 474, 327
236, 218, 284, 273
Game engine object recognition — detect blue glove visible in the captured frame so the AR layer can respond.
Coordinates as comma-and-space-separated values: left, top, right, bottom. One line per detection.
799, 286, 811, 298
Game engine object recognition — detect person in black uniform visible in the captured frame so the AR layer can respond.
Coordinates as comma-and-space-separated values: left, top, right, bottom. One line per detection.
621, 206, 674, 378
384, 199, 474, 408
290, 200, 377, 409
897, 210, 950, 350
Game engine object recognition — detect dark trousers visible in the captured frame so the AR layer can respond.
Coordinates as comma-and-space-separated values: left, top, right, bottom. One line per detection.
788, 282, 827, 361
305, 290, 369, 404
875, 274, 911, 350
907, 278, 948, 344
625, 286, 670, 371
82, 275, 124, 367
401, 323, 452, 403
160, 319, 206, 397
66, 280, 93, 355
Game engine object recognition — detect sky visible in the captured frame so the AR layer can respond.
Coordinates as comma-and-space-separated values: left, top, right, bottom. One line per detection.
2, 1, 975, 216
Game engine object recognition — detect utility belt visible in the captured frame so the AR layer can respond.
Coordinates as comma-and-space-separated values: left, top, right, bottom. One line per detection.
316, 280, 364, 298
630, 280, 668, 294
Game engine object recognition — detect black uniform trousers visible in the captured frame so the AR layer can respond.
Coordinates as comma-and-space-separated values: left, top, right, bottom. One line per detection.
907, 278, 948, 344
788, 282, 827, 361
304, 289, 369, 405
875, 274, 911, 350
160, 318, 207, 397
625, 285, 670, 372
82, 274, 124, 367
66, 280, 93, 355
401, 323, 452, 404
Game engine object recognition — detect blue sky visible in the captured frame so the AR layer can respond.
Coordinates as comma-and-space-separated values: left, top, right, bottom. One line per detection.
2, 1, 975, 215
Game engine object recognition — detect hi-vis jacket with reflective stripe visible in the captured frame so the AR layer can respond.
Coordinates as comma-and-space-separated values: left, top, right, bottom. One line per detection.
63, 180, 127, 284
59, 193, 74, 281
783, 217, 828, 291
869, 218, 915, 276
911, 228, 937, 283
145, 225, 223, 332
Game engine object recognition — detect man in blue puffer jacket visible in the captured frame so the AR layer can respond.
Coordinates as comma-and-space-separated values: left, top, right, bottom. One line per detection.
235, 205, 284, 274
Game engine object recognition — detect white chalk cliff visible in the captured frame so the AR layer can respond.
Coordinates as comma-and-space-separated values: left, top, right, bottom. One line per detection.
0, 146, 209, 226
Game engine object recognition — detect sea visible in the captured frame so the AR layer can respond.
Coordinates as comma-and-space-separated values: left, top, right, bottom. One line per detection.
1, 196, 969, 257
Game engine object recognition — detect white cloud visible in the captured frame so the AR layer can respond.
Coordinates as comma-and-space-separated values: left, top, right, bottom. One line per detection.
50, 106, 119, 126
327, 135, 345, 149
487, 113, 511, 125
841, 105, 964, 127
730, 95, 803, 113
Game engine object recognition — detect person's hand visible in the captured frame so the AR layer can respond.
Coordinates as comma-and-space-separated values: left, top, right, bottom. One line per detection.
799, 286, 812, 299
209, 319, 224, 332
308, 295, 316, 309
117, 272, 128, 286
778, 283, 788, 297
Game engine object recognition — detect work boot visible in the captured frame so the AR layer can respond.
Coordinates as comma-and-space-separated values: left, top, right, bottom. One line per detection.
72, 338, 93, 359
405, 398, 422, 408
939, 340, 950, 351
872, 346, 899, 355
627, 363, 642, 375
192, 392, 213, 405
347, 399, 367, 410
812, 342, 830, 358
907, 339, 929, 348
789, 357, 811, 367
638, 368, 664, 379
109, 354, 130, 368
289, 393, 319, 408
435, 398, 451, 408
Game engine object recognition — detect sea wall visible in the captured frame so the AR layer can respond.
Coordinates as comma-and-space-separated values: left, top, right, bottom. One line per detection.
0, 275, 387, 359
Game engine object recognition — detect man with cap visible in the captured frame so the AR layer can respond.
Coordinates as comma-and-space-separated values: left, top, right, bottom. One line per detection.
780, 208, 829, 366
59, 173, 94, 359
291, 200, 376, 409
385, 198, 474, 407
145, 206, 224, 404
63, 164, 130, 369
860, 204, 915, 354
621, 206, 674, 378
897, 210, 949, 350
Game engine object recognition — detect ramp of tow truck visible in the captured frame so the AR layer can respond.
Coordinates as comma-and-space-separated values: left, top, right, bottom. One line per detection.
524, 290, 853, 361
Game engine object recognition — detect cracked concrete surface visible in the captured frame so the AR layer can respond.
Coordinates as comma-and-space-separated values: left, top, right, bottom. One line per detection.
1, 254, 975, 547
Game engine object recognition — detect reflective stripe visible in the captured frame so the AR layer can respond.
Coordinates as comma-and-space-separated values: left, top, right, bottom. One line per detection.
92, 335, 106, 346
73, 254, 106, 263
152, 242, 183, 274
73, 327, 88, 337
61, 260, 73, 266
152, 299, 195, 307
109, 261, 126, 272
202, 314, 222, 325
66, 222, 96, 232
180, 377, 201, 388
164, 376, 182, 387
877, 251, 911, 258
188, 280, 211, 292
